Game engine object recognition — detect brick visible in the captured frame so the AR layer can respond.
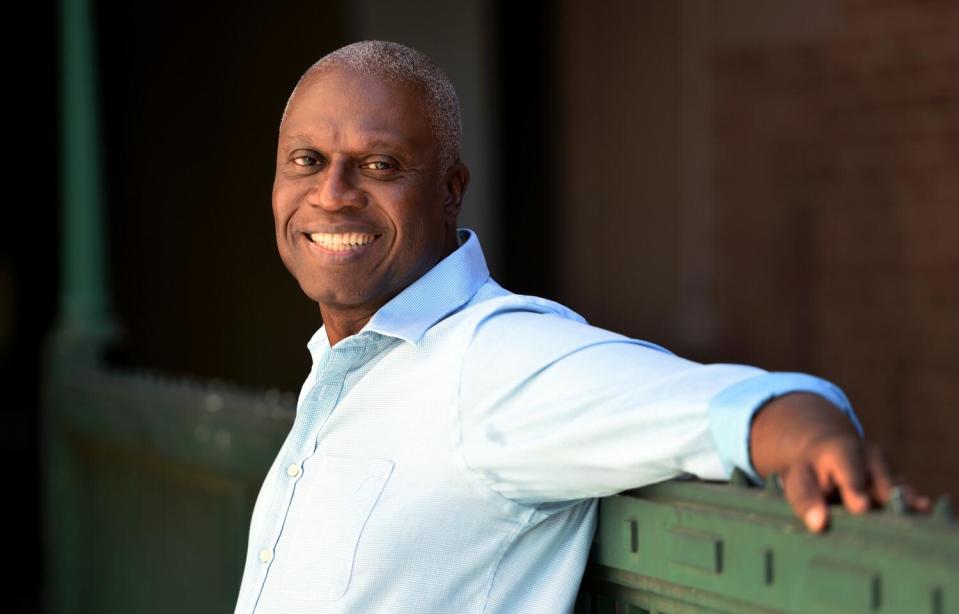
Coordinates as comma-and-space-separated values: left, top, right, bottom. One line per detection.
707, 0, 959, 500
838, 2, 959, 40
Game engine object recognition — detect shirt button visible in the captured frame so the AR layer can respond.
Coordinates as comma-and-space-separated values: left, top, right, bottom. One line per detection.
258, 548, 273, 564
286, 463, 301, 478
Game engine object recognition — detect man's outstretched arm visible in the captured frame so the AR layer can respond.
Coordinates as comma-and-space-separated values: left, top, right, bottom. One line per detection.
750, 392, 931, 532
459, 308, 932, 530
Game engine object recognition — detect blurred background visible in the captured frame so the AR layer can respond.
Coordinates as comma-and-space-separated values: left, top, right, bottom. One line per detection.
4, 0, 957, 610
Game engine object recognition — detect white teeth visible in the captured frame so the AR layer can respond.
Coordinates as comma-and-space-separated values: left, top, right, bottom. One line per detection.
309, 232, 376, 251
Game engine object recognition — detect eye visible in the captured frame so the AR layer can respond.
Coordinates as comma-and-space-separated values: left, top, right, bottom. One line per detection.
292, 154, 320, 167
363, 160, 391, 171
359, 158, 398, 173
289, 149, 324, 169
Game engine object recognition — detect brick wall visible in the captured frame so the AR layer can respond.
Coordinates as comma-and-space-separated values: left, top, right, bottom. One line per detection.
710, 0, 959, 500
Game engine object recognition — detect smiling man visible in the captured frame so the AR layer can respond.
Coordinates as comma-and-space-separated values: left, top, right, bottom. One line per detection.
272, 64, 465, 343
235, 41, 927, 614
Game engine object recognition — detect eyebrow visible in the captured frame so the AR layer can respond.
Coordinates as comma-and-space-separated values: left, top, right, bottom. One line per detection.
283, 133, 319, 148
284, 132, 412, 151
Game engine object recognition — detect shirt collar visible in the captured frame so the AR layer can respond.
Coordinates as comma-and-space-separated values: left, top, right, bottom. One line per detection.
307, 228, 490, 356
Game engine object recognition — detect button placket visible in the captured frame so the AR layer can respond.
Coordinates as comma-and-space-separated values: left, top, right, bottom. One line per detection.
251, 333, 381, 604
258, 350, 355, 576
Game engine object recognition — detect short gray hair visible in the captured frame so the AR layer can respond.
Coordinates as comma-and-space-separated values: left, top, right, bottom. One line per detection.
284, 40, 462, 173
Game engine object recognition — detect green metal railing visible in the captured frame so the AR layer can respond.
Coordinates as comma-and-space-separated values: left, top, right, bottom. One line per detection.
48, 0, 959, 612
578, 480, 957, 613
44, 366, 293, 612
43, 365, 959, 613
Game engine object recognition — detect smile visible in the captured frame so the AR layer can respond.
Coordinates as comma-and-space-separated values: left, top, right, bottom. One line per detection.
307, 232, 379, 252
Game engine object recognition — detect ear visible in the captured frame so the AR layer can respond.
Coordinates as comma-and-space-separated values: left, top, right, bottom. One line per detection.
442, 161, 470, 224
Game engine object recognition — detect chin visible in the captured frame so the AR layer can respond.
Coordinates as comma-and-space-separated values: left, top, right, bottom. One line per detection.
301, 281, 373, 310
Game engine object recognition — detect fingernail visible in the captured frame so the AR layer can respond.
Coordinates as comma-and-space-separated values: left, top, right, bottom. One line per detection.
805, 507, 827, 532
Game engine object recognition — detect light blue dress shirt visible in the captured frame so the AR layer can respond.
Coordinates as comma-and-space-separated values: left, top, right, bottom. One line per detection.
235, 229, 860, 614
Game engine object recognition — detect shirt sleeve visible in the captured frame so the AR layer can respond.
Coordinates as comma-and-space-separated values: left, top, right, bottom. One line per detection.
708, 371, 864, 483
456, 310, 861, 506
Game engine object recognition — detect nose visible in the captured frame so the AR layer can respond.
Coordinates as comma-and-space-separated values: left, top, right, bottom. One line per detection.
309, 159, 365, 212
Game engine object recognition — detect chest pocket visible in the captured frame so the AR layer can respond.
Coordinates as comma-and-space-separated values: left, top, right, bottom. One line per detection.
271, 454, 394, 604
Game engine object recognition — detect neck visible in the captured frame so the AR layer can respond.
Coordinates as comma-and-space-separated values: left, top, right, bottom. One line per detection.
319, 305, 377, 347
318, 228, 462, 347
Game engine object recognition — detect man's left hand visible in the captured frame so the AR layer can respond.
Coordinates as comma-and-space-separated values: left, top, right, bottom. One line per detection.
749, 392, 931, 532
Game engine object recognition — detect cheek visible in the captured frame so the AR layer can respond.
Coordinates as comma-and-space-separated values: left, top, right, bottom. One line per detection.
272, 190, 299, 235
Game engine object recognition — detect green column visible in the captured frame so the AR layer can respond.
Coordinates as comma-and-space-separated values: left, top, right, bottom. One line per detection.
59, 0, 116, 355
46, 2, 114, 610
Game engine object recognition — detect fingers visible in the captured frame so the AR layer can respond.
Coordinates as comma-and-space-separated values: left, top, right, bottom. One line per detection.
901, 485, 931, 513
780, 443, 934, 533
782, 464, 829, 533
865, 445, 895, 505
821, 441, 870, 515
865, 447, 932, 513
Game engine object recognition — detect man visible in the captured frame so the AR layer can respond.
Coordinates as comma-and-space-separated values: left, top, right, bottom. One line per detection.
235, 41, 928, 613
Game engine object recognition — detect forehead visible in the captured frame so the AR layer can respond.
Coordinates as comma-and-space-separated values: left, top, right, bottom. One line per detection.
279, 67, 436, 155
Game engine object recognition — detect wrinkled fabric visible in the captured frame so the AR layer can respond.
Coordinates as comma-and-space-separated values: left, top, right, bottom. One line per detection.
235, 229, 858, 614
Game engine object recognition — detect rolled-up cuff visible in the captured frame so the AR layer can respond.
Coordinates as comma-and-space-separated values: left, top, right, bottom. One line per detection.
708, 371, 863, 483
